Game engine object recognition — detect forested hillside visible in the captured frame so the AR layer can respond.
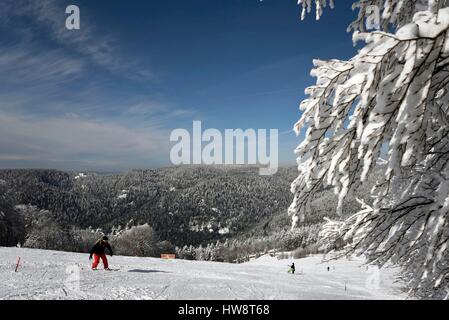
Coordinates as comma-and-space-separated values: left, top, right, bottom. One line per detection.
0, 166, 381, 261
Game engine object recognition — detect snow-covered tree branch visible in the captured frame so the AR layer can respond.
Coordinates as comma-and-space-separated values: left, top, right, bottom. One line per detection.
291, 0, 449, 298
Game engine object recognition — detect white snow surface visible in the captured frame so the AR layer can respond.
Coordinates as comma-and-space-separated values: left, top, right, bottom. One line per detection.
74, 173, 86, 180
218, 227, 230, 235
0, 247, 406, 300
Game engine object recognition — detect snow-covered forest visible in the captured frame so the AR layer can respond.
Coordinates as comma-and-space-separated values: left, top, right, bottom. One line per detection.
291, 0, 449, 299
0, 166, 381, 263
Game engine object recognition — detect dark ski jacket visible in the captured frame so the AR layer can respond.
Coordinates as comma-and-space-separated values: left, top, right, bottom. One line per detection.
89, 240, 113, 257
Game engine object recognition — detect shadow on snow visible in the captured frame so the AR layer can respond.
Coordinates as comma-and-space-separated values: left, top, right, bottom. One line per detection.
127, 269, 170, 274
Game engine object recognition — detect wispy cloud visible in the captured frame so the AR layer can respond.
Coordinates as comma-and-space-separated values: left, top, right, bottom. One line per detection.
0, 112, 171, 170
1, 0, 154, 80
0, 44, 85, 86
0, 0, 196, 170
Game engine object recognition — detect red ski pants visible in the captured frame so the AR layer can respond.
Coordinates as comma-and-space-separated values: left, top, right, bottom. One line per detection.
92, 253, 108, 269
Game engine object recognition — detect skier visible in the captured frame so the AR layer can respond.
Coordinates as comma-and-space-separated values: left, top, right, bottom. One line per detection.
288, 262, 295, 274
89, 236, 113, 270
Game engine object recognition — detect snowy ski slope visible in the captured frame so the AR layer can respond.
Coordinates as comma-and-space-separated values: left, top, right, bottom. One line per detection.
0, 247, 406, 300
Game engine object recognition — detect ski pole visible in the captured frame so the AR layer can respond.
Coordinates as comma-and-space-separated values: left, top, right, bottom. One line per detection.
15, 257, 21, 272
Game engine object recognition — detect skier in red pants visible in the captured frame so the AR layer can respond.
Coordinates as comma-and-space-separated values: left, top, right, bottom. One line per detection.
89, 236, 113, 270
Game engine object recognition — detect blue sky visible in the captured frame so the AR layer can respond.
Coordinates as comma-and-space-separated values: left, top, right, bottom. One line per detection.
0, 0, 358, 171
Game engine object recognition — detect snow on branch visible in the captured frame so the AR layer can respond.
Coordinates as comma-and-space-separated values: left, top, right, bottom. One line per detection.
291, 4, 449, 298
299, 0, 449, 30
319, 198, 373, 257
298, 0, 335, 20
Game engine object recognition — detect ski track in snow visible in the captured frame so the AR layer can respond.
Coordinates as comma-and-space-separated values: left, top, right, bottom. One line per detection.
0, 247, 407, 300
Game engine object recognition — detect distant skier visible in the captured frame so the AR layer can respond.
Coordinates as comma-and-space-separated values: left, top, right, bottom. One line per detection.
288, 262, 295, 274
89, 236, 113, 270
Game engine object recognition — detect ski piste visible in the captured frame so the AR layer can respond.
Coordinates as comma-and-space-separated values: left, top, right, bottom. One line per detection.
0, 247, 406, 300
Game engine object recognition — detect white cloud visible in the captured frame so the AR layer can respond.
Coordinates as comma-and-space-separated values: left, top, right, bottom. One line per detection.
0, 44, 84, 86
0, 0, 196, 170
0, 112, 172, 169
